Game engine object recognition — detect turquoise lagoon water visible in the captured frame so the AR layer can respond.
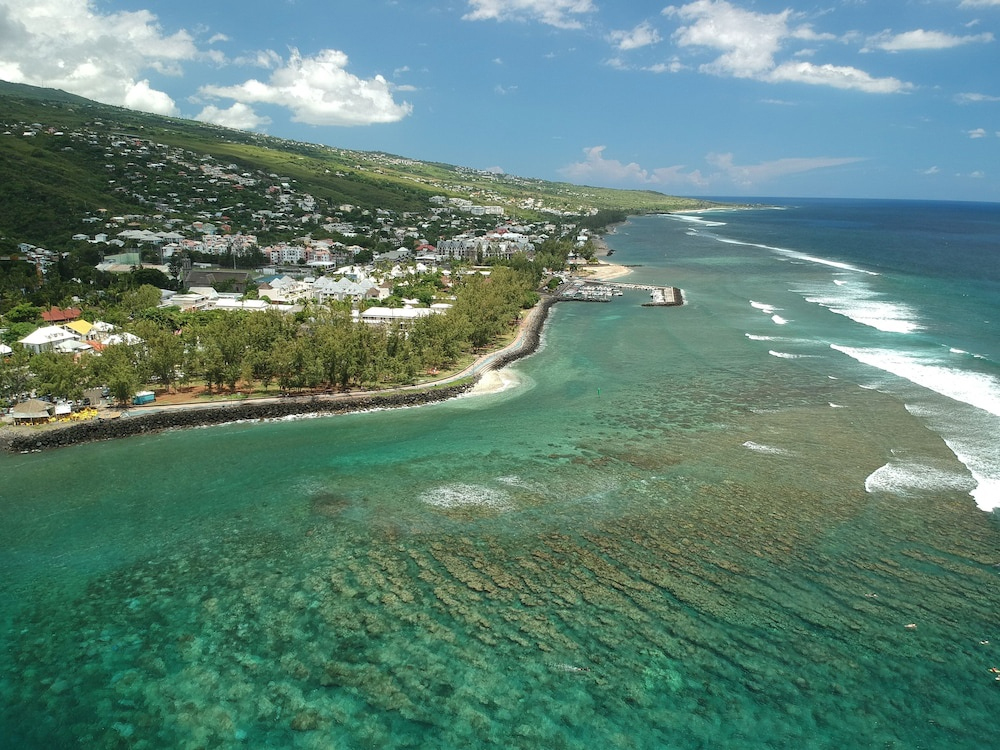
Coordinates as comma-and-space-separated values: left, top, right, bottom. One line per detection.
1, 200, 998, 748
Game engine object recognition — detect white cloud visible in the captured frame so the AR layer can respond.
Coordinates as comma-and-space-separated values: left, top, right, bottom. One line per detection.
867, 29, 994, 51
232, 50, 284, 69
922, 166, 941, 175
706, 152, 864, 186
666, 0, 791, 78
463, 0, 596, 30
194, 102, 271, 131
559, 146, 707, 187
198, 49, 412, 127
123, 79, 179, 116
967, 128, 987, 138
662, 0, 910, 93
767, 61, 909, 94
960, 0, 1000, 7
645, 59, 686, 74
0, 0, 198, 114
610, 22, 662, 51
955, 92, 1000, 104
559, 145, 863, 190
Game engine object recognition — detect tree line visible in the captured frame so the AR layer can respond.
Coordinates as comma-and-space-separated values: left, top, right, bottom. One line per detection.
0, 265, 542, 407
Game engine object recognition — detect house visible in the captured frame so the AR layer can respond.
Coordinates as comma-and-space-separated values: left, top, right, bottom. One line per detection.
11, 399, 54, 424
312, 276, 380, 303
41, 306, 81, 324
18, 326, 85, 354
359, 305, 438, 329
183, 269, 252, 293
63, 319, 94, 340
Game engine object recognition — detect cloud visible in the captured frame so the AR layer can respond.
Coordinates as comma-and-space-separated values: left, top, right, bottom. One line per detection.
967, 128, 987, 138
463, 0, 596, 30
194, 102, 271, 131
198, 49, 412, 126
665, 0, 791, 78
645, 59, 686, 74
955, 92, 1000, 103
124, 80, 180, 116
867, 29, 994, 51
662, 0, 910, 93
960, 0, 1000, 7
921, 166, 941, 175
559, 146, 707, 188
559, 145, 863, 190
706, 152, 864, 186
0, 0, 198, 114
767, 61, 909, 94
610, 22, 662, 51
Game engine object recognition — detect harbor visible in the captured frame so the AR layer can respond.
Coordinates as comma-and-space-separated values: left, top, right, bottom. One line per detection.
557, 279, 683, 306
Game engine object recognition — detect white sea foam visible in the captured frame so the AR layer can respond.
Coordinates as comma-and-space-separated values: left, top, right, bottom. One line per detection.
772, 247, 879, 276
865, 460, 974, 497
745, 333, 777, 341
829, 402, 846, 408
742, 441, 790, 455
750, 300, 779, 314
665, 213, 728, 228
832, 344, 1000, 510
419, 483, 513, 511
943, 437, 1000, 512
803, 282, 922, 334
830, 345, 1000, 417
713, 236, 879, 275
768, 350, 816, 359
771, 315, 788, 325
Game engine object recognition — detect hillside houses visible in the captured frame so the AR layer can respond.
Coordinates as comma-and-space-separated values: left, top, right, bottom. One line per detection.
436, 229, 534, 263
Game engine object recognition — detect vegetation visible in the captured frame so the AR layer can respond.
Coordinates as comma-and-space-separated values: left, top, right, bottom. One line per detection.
0, 81, 717, 411
0, 80, 711, 252
0, 266, 539, 407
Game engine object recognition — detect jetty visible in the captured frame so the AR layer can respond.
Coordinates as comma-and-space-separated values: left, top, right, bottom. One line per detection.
557, 281, 622, 302
642, 286, 683, 307
559, 279, 683, 307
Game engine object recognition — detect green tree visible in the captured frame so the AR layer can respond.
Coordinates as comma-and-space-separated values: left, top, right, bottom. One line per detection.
29, 352, 88, 401
120, 284, 163, 317
0, 348, 32, 405
132, 321, 184, 392
3, 302, 42, 324
90, 342, 148, 405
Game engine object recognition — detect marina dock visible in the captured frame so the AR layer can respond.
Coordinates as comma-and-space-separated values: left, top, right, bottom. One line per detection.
557, 280, 683, 307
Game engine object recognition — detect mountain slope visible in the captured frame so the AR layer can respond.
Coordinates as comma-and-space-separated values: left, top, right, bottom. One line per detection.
0, 81, 709, 249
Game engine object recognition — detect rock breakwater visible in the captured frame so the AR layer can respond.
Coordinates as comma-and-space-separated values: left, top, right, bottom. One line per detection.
1, 295, 557, 453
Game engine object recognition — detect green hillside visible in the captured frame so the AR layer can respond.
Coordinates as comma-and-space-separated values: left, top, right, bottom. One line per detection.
0, 81, 711, 250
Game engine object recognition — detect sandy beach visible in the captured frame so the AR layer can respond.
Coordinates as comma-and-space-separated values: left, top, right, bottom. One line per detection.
578, 261, 633, 281
574, 230, 634, 281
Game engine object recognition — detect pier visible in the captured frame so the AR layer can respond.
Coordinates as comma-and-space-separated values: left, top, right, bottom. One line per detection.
558, 279, 683, 307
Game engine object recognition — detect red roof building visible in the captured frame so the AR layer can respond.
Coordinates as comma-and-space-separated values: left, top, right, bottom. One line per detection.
41, 306, 82, 323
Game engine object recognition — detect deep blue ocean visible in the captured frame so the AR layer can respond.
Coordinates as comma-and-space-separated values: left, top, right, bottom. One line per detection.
1, 198, 998, 748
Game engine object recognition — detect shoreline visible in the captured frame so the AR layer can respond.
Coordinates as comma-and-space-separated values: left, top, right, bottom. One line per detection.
0, 296, 557, 454
1, 225, 637, 454
577, 229, 634, 281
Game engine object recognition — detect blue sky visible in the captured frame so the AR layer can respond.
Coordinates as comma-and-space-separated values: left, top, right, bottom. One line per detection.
1, 1, 998, 201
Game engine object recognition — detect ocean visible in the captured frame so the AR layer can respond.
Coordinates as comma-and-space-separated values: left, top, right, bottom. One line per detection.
1, 198, 998, 748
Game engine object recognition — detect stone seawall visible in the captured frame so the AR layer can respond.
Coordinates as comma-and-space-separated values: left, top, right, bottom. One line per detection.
3, 386, 473, 453
1, 295, 557, 453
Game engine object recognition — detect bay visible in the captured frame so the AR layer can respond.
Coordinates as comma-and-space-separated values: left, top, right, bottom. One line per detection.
2, 199, 998, 748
